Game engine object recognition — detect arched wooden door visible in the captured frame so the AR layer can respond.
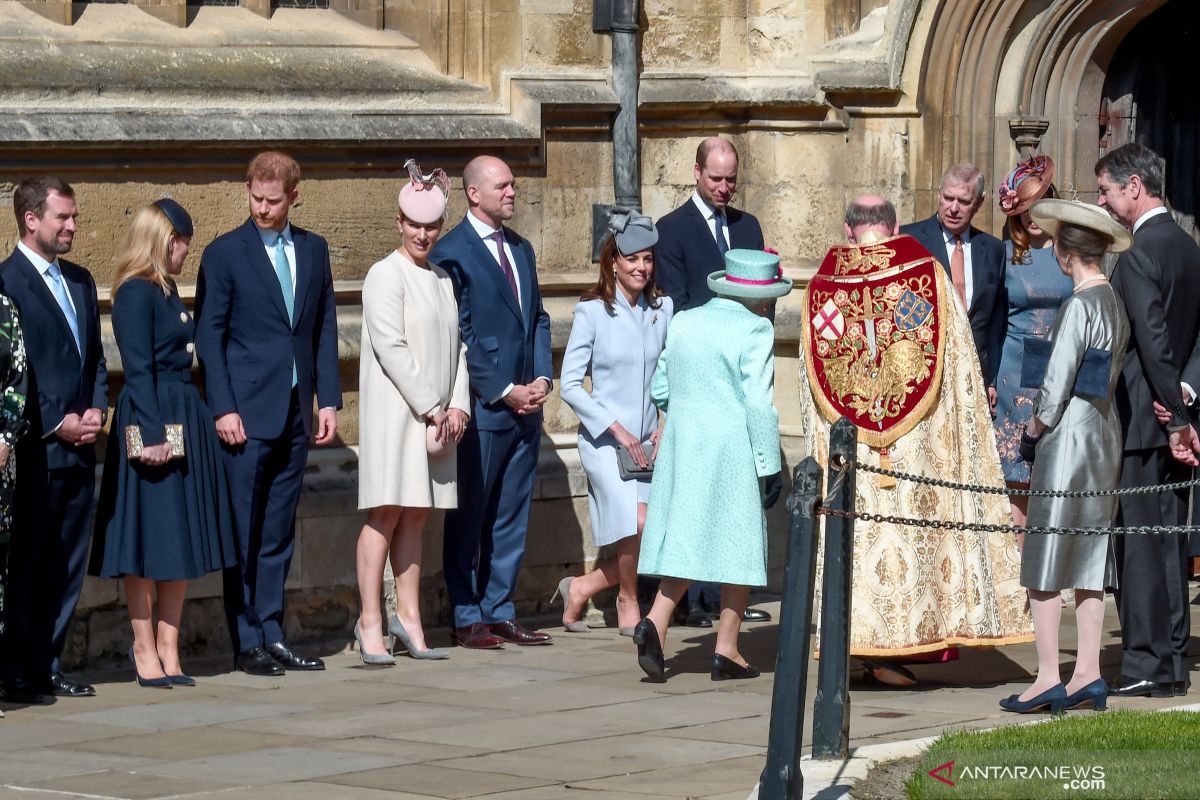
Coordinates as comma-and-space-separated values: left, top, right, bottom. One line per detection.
1100, 0, 1199, 240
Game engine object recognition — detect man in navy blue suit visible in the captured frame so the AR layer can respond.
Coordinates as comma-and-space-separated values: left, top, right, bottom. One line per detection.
0, 177, 107, 702
195, 151, 342, 676
900, 163, 1006, 406
656, 137, 765, 312
431, 155, 554, 649
653, 137, 773, 628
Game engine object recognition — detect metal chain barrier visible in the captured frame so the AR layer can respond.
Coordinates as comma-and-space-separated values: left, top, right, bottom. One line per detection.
852, 459, 1200, 498
816, 505, 1200, 536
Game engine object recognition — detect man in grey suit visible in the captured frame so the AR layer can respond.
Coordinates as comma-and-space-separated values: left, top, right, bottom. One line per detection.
1097, 143, 1200, 699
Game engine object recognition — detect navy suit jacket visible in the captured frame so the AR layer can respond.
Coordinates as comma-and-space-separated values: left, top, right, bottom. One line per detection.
430, 216, 552, 432
901, 214, 1006, 386
0, 248, 107, 472
1111, 212, 1200, 451
194, 218, 342, 441
656, 200, 764, 311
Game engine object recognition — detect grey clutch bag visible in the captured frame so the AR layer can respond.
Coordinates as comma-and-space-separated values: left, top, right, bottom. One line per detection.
616, 442, 654, 481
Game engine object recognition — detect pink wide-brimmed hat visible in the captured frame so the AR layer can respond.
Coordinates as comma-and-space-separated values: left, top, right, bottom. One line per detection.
997, 154, 1055, 217
398, 158, 450, 224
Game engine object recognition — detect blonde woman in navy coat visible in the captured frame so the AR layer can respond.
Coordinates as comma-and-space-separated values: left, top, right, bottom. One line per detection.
557, 212, 672, 635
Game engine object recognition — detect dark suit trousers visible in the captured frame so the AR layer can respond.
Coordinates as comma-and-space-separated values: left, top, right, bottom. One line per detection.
1114, 447, 1191, 683
444, 421, 540, 628
222, 390, 308, 651
3, 466, 93, 679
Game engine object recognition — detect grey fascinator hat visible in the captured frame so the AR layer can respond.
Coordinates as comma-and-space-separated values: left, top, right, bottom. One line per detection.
608, 210, 659, 256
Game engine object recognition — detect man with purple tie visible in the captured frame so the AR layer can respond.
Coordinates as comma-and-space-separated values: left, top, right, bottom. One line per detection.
431, 156, 554, 649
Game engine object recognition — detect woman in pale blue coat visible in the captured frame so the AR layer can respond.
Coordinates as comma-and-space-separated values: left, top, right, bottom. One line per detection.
634, 249, 789, 683
557, 212, 672, 635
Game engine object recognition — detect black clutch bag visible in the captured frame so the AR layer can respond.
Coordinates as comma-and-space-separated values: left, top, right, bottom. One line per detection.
616, 442, 654, 481
1020, 337, 1111, 400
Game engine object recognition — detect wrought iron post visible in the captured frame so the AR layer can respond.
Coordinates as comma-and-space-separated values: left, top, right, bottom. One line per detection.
812, 417, 856, 759
759, 457, 823, 800
591, 0, 642, 258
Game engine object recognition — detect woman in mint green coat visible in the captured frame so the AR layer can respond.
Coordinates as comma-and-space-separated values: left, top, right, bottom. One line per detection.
634, 249, 789, 683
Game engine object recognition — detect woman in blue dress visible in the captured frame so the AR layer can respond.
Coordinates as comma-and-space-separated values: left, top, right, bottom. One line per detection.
557, 212, 671, 635
91, 200, 237, 688
992, 155, 1071, 530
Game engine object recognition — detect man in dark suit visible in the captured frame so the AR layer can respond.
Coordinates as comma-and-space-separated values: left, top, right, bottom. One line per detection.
1095, 143, 1200, 699
652, 137, 772, 627
431, 155, 554, 649
0, 177, 107, 702
195, 151, 342, 676
656, 137, 765, 312
901, 163, 1006, 403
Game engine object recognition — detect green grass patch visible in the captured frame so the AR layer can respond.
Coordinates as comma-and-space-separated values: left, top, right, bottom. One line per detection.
906, 710, 1200, 799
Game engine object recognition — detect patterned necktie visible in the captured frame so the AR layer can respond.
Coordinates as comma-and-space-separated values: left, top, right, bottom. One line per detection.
274, 234, 298, 387
48, 262, 82, 355
488, 231, 520, 303
951, 236, 967, 307
713, 212, 729, 255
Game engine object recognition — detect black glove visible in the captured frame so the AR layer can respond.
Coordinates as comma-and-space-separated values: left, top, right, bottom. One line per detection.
1019, 431, 1040, 463
762, 472, 783, 510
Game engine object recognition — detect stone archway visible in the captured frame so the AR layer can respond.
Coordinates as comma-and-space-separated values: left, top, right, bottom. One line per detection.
907, 0, 1171, 233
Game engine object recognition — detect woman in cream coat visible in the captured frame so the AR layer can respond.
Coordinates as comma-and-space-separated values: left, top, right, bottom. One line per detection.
355, 163, 469, 663
557, 212, 672, 635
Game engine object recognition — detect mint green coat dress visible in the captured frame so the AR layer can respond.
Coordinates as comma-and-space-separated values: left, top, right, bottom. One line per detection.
639, 298, 780, 586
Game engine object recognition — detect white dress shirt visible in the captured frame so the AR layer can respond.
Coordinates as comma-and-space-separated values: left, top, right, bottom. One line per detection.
1132, 205, 1170, 235
941, 225, 976, 309
691, 191, 730, 250
258, 222, 297, 293
466, 211, 522, 310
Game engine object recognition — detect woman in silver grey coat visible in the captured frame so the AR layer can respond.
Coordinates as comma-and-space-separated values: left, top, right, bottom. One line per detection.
999, 199, 1132, 715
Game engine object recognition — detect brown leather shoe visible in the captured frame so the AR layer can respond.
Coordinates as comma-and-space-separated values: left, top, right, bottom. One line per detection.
452, 622, 506, 650
487, 620, 554, 646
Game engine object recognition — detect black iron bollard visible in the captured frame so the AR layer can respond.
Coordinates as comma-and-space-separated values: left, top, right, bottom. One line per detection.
758, 458, 823, 800
812, 417, 857, 759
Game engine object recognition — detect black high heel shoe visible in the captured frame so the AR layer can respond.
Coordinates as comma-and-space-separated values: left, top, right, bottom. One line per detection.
632, 618, 665, 682
128, 647, 172, 689
999, 683, 1064, 713
1051, 678, 1108, 713
711, 653, 760, 681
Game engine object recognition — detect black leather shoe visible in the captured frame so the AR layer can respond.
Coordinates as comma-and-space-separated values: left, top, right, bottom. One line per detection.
680, 608, 713, 628
264, 641, 325, 671
0, 678, 48, 704
632, 618, 665, 682
711, 653, 760, 681
237, 646, 284, 676
742, 607, 772, 623
46, 673, 95, 697
1174, 678, 1190, 697
1107, 675, 1174, 698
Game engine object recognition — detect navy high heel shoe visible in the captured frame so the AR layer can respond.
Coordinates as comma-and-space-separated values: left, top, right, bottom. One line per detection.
632, 618, 665, 682
1051, 678, 1108, 713
999, 683, 1064, 713
128, 647, 172, 689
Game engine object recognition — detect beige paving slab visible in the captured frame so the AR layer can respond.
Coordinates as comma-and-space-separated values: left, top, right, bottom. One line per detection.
409, 678, 662, 714
571, 754, 766, 796
140, 746, 402, 784
213, 782, 442, 800
360, 661, 587, 692
0, 718, 143, 752
440, 732, 763, 782
67, 726, 317, 759
327, 736, 490, 761
0, 746, 155, 783
58, 699, 312, 731
475, 787, 686, 800
223, 698, 517, 739
649, 714, 772, 748
16, 769, 244, 799
316, 762, 559, 797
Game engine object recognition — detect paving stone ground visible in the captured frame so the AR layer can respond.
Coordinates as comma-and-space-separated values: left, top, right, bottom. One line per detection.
2, 590, 1197, 799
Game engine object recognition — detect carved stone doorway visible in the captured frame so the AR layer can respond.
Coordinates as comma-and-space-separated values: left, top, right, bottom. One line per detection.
1099, 0, 1199, 239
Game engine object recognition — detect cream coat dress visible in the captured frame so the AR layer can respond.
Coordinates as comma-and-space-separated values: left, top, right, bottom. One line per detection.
358, 250, 470, 509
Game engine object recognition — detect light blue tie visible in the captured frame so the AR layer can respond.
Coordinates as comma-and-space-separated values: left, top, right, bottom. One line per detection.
713, 212, 729, 255
48, 263, 82, 355
273, 234, 298, 387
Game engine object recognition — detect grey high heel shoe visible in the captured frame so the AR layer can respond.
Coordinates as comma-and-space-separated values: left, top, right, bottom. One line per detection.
551, 576, 589, 632
354, 621, 396, 666
388, 615, 449, 660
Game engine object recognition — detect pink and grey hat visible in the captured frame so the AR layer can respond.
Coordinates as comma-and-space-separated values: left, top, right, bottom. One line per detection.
707, 249, 792, 299
398, 158, 450, 224
997, 154, 1055, 217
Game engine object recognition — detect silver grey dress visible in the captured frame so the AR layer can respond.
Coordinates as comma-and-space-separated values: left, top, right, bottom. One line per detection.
1022, 282, 1129, 592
